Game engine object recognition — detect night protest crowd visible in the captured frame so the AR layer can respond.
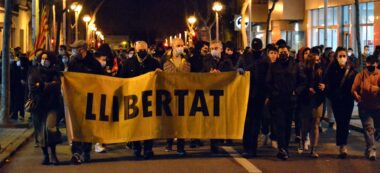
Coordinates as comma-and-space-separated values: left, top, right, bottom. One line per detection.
4, 36, 380, 166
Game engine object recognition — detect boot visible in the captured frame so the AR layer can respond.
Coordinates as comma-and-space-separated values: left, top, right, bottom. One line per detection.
50, 145, 59, 165
41, 147, 50, 165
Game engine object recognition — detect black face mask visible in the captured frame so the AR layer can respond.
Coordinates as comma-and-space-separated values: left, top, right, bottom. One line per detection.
278, 53, 289, 64
137, 51, 148, 59
367, 66, 376, 72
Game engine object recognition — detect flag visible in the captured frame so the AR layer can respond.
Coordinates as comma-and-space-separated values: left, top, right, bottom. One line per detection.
29, 6, 49, 60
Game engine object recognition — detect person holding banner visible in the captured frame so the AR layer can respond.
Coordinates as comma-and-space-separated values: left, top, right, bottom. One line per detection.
266, 45, 307, 160
68, 40, 100, 164
28, 52, 62, 165
118, 41, 161, 160
162, 38, 191, 156
202, 40, 234, 153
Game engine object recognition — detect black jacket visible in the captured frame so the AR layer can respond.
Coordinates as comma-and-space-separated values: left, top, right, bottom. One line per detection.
325, 62, 356, 105
118, 55, 161, 78
189, 54, 205, 72
238, 50, 270, 98
68, 52, 103, 74
28, 65, 62, 112
266, 58, 307, 105
202, 54, 234, 72
298, 63, 326, 107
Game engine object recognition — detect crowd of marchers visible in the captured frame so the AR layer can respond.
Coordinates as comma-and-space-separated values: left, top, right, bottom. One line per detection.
4, 37, 380, 166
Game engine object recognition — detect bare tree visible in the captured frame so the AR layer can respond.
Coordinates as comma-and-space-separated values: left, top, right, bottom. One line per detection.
266, 0, 278, 45
1, 0, 13, 124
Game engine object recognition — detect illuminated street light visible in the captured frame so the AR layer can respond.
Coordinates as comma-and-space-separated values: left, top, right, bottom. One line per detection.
82, 14, 91, 43
212, 1, 223, 41
187, 16, 197, 25
71, 2, 82, 41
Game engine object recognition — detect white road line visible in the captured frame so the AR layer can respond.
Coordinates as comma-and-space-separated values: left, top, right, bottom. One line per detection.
221, 146, 262, 173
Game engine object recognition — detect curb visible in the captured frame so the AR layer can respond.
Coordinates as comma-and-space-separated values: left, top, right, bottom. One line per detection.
0, 128, 34, 168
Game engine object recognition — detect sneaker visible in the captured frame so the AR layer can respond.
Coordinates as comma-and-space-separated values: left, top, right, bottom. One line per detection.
310, 148, 319, 158
95, 143, 106, 153
339, 146, 348, 159
276, 149, 289, 160
368, 150, 376, 161
71, 153, 82, 165
271, 140, 278, 149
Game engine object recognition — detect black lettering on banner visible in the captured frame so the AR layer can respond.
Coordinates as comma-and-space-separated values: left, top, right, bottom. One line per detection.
124, 95, 139, 120
156, 90, 173, 116
99, 94, 110, 121
190, 90, 209, 116
174, 90, 189, 116
142, 90, 153, 117
85, 93, 96, 120
210, 90, 224, 116
112, 96, 119, 122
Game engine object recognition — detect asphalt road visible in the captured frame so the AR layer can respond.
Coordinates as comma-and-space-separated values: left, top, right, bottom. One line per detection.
1, 127, 379, 173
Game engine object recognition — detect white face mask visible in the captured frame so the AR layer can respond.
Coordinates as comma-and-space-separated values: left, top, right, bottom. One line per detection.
100, 61, 107, 68
348, 52, 353, 56
174, 47, 184, 56
72, 49, 79, 55
128, 53, 134, 58
211, 50, 221, 59
41, 59, 51, 67
16, 61, 21, 67
337, 57, 347, 66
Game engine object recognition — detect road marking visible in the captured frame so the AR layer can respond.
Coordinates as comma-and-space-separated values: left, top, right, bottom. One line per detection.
221, 146, 262, 173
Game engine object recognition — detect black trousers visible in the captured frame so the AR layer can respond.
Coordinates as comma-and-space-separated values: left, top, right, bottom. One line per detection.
133, 140, 153, 154
243, 97, 265, 153
331, 101, 354, 146
167, 139, 185, 152
71, 142, 92, 155
271, 103, 294, 151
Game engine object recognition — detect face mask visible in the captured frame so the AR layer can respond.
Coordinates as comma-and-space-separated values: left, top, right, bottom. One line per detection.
211, 50, 221, 59
348, 52, 352, 56
16, 61, 21, 67
62, 57, 69, 64
367, 66, 376, 72
59, 50, 65, 55
41, 60, 50, 67
137, 51, 148, 59
174, 47, 184, 56
72, 49, 79, 55
128, 53, 134, 58
100, 61, 107, 68
278, 53, 289, 63
337, 57, 347, 66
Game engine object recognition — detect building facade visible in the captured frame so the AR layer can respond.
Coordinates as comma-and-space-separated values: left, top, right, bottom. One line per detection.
0, 0, 32, 53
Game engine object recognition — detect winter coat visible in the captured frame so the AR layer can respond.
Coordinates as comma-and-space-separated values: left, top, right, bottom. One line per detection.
202, 54, 234, 72
118, 55, 161, 78
352, 68, 380, 110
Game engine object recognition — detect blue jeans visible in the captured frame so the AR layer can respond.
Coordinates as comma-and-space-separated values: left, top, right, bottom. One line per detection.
359, 108, 380, 152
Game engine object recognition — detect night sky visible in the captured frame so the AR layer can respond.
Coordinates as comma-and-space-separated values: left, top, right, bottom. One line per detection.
96, 0, 188, 42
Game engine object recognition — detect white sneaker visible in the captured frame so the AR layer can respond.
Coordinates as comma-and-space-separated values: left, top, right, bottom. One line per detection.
304, 136, 310, 151
271, 140, 278, 149
95, 143, 106, 153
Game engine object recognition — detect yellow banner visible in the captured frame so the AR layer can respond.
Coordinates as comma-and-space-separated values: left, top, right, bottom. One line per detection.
62, 72, 250, 144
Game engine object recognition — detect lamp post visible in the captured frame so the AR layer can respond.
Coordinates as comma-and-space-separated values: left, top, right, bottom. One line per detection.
83, 14, 91, 43
71, 2, 82, 41
212, 1, 223, 42
90, 24, 97, 47
187, 16, 197, 45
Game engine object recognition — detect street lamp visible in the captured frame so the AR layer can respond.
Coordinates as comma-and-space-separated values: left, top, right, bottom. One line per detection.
212, 1, 223, 41
187, 16, 197, 46
187, 16, 197, 26
71, 2, 82, 41
83, 14, 91, 43
89, 24, 97, 47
